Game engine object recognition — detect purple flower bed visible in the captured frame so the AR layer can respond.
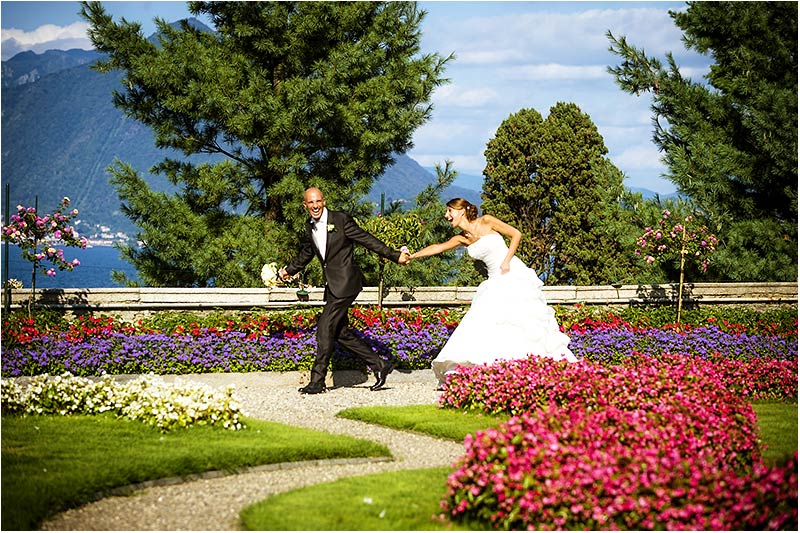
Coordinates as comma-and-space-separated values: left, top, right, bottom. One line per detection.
1, 321, 796, 378
1, 322, 455, 377
567, 325, 797, 364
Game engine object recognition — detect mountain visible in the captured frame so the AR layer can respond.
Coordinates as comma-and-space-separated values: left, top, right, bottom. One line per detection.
1, 37, 478, 240
367, 157, 482, 209
1, 48, 102, 88
1, 56, 179, 236
628, 187, 679, 201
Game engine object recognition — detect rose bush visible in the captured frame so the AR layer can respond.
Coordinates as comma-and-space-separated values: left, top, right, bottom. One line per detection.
636, 209, 718, 272
1, 198, 88, 314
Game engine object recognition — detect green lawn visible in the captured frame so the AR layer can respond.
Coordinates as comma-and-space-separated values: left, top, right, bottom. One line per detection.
752, 401, 798, 464
240, 467, 474, 531
338, 403, 510, 440
0, 414, 389, 531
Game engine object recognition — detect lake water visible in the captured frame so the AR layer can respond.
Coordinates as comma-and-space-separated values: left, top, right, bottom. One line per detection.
2, 245, 140, 288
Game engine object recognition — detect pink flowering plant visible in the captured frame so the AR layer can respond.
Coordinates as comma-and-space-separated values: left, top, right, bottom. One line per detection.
437, 355, 798, 530
636, 209, 718, 323
440, 404, 796, 530
2, 197, 88, 315
636, 209, 718, 272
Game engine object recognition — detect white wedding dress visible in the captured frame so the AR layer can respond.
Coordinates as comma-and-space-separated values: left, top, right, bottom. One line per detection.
431, 233, 577, 385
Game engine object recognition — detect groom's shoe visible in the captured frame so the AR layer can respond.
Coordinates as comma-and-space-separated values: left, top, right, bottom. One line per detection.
370, 361, 395, 391
298, 382, 326, 395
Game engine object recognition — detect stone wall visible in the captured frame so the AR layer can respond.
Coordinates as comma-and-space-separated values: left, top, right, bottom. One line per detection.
2, 282, 796, 321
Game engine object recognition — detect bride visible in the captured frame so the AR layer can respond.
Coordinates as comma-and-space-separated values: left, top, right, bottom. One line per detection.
409, 198, 577, 387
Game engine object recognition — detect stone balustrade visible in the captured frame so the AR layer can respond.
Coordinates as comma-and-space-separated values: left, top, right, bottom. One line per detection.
1, 282, 796, 320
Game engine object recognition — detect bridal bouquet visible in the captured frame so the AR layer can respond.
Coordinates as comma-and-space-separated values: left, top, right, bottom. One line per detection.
261, 262, 281, 288
261, 262, 309, 292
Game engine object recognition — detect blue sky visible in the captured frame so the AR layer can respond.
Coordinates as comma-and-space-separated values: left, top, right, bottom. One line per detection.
1, 1, 712, 194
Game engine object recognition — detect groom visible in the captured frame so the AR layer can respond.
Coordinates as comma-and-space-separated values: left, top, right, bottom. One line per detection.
279, 187, 410, 394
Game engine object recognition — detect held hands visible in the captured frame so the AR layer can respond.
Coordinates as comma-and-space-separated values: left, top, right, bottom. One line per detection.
398, 246, 412, 266
277, 267, 295, 281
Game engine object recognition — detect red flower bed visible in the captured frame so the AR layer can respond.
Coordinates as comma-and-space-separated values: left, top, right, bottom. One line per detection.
438, 355, 798, 530
441, 405, 797, 530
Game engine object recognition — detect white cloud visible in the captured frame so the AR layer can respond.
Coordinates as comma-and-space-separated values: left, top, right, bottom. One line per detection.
408, 150, 487, 177
432, 84, 498, 107
501, 64, 608, 81
2, 21, 91, 47
413, 119, 474, 144
1, 22, 92, 59
456, 48, 526, 65
427, 5, 699, 69
612, 143, 665, 171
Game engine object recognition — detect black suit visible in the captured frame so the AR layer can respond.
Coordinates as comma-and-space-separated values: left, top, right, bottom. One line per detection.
285, 210, 401, 387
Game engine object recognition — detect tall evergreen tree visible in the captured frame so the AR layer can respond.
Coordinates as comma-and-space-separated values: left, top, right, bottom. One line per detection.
482, 103, 637, 285
608, 1, 797, 281
80, 1, 450, 287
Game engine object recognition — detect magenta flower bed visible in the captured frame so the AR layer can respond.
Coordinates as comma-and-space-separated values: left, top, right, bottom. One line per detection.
443, 406, 797, 530
439, 353, 797, 413
438, 355, 798, 530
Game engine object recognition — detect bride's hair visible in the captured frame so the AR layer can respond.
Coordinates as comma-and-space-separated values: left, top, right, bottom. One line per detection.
446, 198, 479, 221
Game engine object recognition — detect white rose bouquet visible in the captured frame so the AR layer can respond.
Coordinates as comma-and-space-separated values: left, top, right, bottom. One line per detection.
261, 262, 280, 288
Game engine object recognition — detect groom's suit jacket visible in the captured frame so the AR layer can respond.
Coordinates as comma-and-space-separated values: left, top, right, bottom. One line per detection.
285, 210, 401, 299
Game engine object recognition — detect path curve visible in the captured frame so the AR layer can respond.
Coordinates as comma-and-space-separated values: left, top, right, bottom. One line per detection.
40, 370, 464, 531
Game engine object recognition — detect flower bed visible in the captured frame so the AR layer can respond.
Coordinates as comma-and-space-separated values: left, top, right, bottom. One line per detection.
1, 306, 796, 379
437, 354, 798, 530
441, 405, 797, 530
1, 373, 245, 431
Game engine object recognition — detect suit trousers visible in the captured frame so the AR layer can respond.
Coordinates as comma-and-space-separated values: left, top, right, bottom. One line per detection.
310, 292, 382, 385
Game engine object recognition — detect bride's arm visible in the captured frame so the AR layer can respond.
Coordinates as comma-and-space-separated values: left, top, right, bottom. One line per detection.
409, 235, 468, 260
483, 215, 522, 272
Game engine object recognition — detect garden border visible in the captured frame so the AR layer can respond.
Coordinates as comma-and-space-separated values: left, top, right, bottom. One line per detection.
2, 282, 796, 320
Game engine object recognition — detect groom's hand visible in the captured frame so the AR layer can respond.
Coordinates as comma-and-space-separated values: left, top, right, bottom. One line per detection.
398, 246, 411, 265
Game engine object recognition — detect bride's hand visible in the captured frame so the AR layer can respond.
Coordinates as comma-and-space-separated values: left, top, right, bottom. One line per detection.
500, 261, 511, 274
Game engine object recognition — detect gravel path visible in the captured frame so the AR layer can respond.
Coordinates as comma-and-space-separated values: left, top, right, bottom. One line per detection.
39, 369, 465, 531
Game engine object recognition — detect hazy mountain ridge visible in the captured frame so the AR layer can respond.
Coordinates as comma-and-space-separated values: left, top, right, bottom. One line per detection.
1, 58, 178, 236
2, 48, 103, 88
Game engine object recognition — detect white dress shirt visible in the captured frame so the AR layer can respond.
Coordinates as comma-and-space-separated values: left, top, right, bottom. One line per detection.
312, 208, 328, 258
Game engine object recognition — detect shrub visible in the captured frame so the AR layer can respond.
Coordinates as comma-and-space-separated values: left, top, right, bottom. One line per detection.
439, 354, 798, 415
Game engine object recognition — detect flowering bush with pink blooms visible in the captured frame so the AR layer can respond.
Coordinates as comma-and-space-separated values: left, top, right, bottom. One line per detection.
2, 198, 88, 314
2, 197, 87, 278
635, 209, 718, 272
437, 355, 798, 530
439, 354, 797, 413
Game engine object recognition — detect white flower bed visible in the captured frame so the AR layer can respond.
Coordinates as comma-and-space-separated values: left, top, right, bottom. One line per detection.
1, 373, 246, 431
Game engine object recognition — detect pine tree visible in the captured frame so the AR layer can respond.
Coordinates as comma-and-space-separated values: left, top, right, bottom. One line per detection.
482, 103, 637, 285
608, 1, 797, 281
81, 1, 450, 287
